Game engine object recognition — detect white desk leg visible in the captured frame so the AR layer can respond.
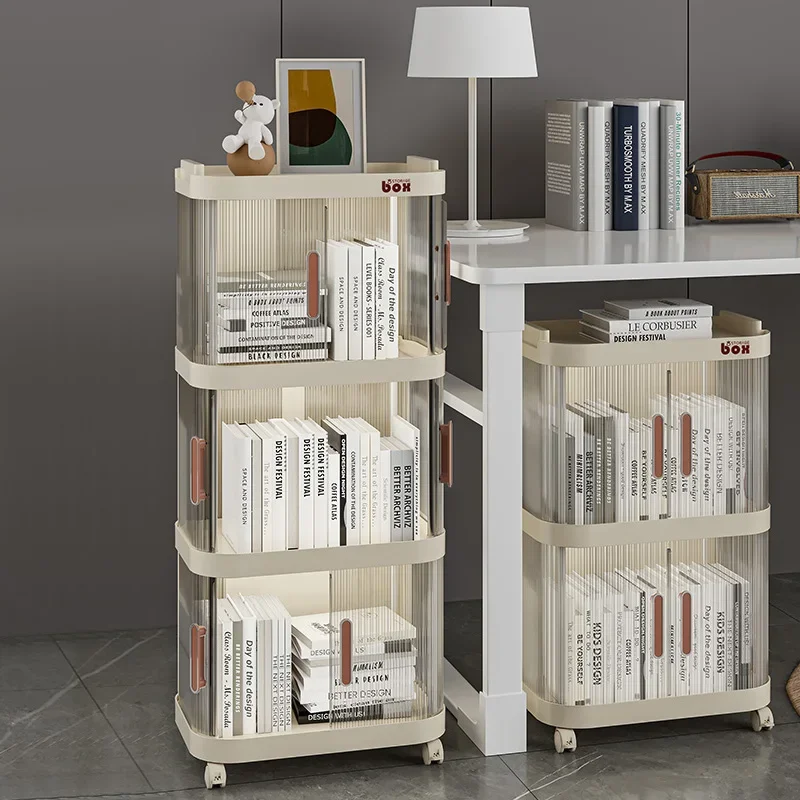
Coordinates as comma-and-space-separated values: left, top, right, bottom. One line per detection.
479, 282, 527, 754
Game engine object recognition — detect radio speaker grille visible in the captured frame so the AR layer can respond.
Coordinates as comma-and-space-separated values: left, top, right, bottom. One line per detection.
711, 175, 799, 218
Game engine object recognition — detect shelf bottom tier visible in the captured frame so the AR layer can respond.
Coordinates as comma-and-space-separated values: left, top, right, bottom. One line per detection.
524, 679, 771, 730
175, 696, 446, 764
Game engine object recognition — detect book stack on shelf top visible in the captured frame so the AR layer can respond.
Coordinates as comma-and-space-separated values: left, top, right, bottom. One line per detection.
545, 99, 685, 232
292, 606, 417, 725
580, 298, 712, 343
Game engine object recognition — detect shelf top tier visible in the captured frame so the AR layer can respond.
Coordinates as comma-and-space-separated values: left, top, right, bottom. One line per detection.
450, 218, 800, 285
175, 156, 445, 201
524, 311, 770, 367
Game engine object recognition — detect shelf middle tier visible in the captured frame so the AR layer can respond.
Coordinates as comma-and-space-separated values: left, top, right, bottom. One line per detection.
176, 522, 446, 578
175, 340, 445, 391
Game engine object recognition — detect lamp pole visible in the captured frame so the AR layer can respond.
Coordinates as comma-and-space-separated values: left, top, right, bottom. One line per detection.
467, 76, 479, 230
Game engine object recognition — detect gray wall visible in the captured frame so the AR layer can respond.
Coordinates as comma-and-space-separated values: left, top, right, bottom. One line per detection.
0, 1, 795, 633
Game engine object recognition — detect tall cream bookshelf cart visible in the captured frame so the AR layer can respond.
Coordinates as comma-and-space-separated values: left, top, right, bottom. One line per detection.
442, 220, 800, 756
174, 157, 451, 788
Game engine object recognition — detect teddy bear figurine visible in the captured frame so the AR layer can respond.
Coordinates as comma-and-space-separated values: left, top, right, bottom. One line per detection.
222, 81, 279, 176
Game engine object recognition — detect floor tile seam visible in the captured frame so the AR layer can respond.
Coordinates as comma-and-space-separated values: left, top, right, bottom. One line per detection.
51, 637, 156, 793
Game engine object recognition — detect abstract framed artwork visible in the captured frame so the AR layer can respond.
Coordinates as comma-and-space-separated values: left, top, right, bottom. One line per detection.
275, 59, 367, 174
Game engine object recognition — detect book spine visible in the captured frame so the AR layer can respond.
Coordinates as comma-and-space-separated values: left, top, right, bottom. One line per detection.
232, 617, 243, 736
581, 325, 711, 343
270, 614, 280, 732
328, 449, 340, 548
368, 432, 380, 544
361, 246, 376, 360
613, 105, 639, 230
660, 104, 677, 228
390, 449, 404, 542
217, 346, 328, 365
673, 101, 685, 228
583, 432, 596, 524
260, 430, 273, 552
298, 426, 314, 549
327, 243, 348, 361
576, 105, 588, 230
374, 246, 388, 360
379, 447, 392, 544
358, 430, 370, 545
272, 431, 287, 551
222, 425, 252, 554
648, 101, 660, 229
348, 249, 362, 360
220, 611, 234, 737
313, 429, 328, 548
283, 610, 291, 731
384, 242, 400, 359
638, 102, 650, 230
347, 428, 360, 546
400, 448, 414, 542
588, 107, 605, 231
241, 616, 257, 735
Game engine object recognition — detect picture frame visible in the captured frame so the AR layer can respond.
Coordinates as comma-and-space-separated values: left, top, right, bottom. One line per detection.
275, 58, 367, 175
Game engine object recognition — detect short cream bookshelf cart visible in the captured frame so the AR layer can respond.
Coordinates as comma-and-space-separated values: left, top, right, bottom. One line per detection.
442, 220, 800, 756
522, 312, 772, 753
174, 157, 451, 788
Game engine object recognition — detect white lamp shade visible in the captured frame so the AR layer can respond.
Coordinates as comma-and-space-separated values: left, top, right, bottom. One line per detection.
408, 6, 537, 78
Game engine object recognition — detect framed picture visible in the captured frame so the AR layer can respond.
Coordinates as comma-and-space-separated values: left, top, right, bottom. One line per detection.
275, 58, 367, 174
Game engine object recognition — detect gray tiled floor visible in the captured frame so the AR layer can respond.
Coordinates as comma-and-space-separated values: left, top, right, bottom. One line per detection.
0, 574, 798, 800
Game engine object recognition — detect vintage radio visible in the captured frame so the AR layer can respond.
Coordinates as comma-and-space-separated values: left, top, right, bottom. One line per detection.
687, 150, 800, 221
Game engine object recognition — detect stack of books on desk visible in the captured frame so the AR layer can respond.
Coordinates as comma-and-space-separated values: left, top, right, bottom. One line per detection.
579, 298, 713, 343
291, 606, 417, 724
545, 99, 685, 232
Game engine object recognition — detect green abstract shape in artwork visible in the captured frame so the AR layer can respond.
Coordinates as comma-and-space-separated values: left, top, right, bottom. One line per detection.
289, 114, 353, 166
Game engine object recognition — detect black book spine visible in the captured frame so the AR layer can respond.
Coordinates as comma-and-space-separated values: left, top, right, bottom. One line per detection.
613, 104, 639, 230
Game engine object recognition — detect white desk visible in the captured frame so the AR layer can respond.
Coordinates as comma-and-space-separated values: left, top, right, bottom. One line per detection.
443, 218, 800, 756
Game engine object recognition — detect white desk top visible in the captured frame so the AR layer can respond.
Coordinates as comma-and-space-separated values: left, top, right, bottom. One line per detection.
449, 218, 800, 285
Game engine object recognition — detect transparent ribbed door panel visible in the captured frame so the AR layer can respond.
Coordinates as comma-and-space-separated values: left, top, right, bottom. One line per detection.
178, 557, 214, 735
329, 561, 444, 726
177, 194, 446, 365
523, 533, 768, 706
177, 377, 444, 553
523, 357, 768, 524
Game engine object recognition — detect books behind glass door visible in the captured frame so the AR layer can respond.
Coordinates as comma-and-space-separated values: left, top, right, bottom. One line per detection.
221, 415, 420, 554
292, 606, 417, 724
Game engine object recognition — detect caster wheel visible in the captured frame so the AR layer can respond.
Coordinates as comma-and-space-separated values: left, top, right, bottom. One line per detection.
554, 728, 577, 754
422, 739, 444, 765
750, 707, 775, 732
204, 763, 227, 789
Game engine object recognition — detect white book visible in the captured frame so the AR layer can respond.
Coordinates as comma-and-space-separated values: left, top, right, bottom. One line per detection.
587, 102, 613, 231
636, 419, 650, 521
603, 298, 711, 319
291, 420, 315, 549
344, 241, 363, 360
276, 596, 293, 731
647, 100, 660, 229
243, 596, 271, 733
659, 99, 685, 228
342, 419, 370, 545
355, 419, 381, 544
676, 566, 703, 696
336, 418, 361, 546
375, 238, 400, 359
303, 419, 330, 548
252, 421, 288, 552
322, 417, 348, 547
628, 421, 642, 523
327, 448, 341, 547
591, 400, 631, 523
217, 599, 235, 737
238, 425, 263, 553
615, 569, 646, 701
563, 410, 586, 525
379, 444, 392, 544
222, 423, 252, 554
581, 322, 709, 344
391, 415, 421, 540
367, 239, 389, 359
269, 419, 300, 549
257, 596, 282, 732
229, 595, 258, 735
566, 573, 591, 706
580, 309, 713, 338
248, 423, 273, 552
383, 439, 404, 542
226, 600, 243, 735
321, 240, 348, 361
354, 241, 376, 360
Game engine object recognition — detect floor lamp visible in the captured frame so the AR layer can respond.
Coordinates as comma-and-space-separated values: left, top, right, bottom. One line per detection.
408, 6, 538, 238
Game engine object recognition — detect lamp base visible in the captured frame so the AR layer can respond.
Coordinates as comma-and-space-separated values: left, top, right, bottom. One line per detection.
447, 220, 530, 239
